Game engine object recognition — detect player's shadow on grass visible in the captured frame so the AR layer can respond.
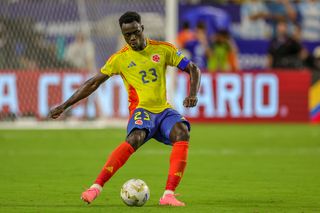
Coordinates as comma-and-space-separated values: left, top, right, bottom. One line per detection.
90, 204, 162, 208
0, 204, 161, 208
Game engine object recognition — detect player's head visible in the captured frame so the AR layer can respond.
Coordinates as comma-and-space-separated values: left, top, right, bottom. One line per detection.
119, 11, 145, 51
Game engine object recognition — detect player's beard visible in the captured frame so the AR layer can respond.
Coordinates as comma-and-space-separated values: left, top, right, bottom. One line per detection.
130, 42, 138, 50
130, 39, 146, 51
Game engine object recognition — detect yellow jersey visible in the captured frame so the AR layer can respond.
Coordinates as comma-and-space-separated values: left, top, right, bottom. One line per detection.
101, 39, 189, 115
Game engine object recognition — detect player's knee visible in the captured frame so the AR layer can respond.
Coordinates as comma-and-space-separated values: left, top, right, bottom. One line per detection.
173, 129, 190, 142
170, 123, 190, 143
126, 129, 147, 150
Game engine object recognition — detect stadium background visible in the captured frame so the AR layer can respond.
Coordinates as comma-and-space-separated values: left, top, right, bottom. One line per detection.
0, 0, 319, 125
0, 0, 319, 212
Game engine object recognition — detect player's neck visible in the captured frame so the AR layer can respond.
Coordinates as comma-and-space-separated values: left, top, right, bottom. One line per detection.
143, 39, 147, 49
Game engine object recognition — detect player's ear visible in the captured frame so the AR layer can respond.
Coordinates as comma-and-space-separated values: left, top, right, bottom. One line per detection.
141, 25, 144, 32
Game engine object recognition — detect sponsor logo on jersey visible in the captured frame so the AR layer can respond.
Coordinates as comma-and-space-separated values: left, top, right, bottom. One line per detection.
152, 54, 160, 63
127, 61, 136, 68
135, 120, 143, 125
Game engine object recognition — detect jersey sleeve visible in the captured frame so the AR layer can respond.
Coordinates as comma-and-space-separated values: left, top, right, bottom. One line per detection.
165, 44, 190, 70
100, 54, 120, 76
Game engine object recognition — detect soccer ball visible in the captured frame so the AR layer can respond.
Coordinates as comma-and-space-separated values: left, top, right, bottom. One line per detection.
120, 179, 150, 206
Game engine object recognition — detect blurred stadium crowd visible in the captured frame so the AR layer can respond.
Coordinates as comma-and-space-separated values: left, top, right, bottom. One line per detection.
179, 0, 320, 77
0, 0, 319, 123
0, 0, 320, 76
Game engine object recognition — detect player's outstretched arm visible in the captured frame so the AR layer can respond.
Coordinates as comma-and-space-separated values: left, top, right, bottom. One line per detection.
183, 61, 201, 108
49, 72, 109, 119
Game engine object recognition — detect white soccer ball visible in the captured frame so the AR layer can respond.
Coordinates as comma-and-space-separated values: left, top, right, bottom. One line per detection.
120, 179, 150, 206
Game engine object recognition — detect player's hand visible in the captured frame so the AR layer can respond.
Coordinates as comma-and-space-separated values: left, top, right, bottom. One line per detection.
183, 96, 198, 108
49, 105, 65, 119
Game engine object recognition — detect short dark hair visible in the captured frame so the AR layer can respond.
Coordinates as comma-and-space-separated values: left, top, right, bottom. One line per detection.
182, 21, 190, 29
119, 11, 141, 27
216, 29, 230, 38
196, 21, 206, 30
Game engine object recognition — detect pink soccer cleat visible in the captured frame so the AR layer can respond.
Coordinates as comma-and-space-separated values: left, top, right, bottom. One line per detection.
159, 194, 185, 207
81, 187, 101, 204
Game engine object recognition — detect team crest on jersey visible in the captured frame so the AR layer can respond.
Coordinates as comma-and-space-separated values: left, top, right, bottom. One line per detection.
151, 54, 160, 63
135, 120, 143, 125
176, 50, 182, 56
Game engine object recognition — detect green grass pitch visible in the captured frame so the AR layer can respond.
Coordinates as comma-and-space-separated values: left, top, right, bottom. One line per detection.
0, 124, 319, 213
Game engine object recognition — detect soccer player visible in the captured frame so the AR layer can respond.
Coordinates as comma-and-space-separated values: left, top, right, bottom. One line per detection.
49, 11, 201, 207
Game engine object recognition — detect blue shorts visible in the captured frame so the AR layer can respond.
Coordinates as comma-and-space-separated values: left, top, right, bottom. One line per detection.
127, 108, 190, 145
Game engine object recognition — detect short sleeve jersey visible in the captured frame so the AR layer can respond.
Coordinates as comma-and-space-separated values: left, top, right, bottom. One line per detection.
101, 39, 189, 115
